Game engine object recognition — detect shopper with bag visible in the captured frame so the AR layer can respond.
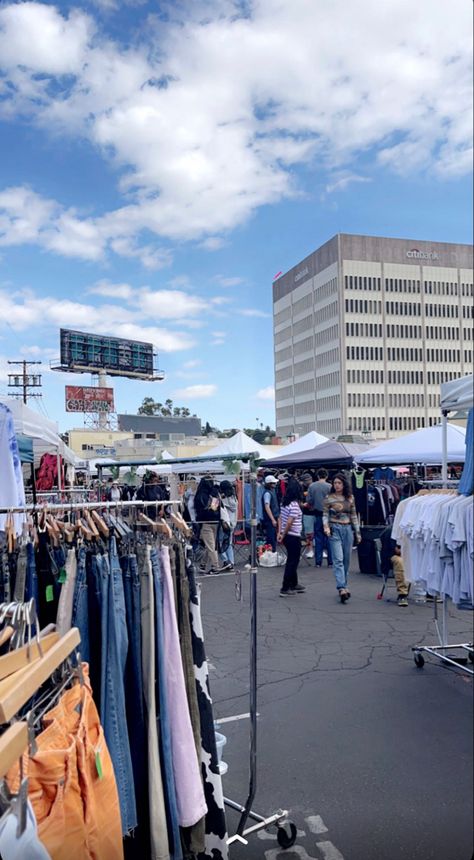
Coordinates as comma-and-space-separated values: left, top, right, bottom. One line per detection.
194, 476, 227, 574
277, 478, 306, 597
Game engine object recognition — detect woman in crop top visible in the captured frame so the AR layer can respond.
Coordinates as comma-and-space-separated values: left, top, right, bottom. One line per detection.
277, 478, 306, 597
323, 473, 361, 603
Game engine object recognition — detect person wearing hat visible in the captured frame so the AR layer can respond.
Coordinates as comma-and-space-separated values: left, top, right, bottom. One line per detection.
107, 479, 122, 502
262, 474, 280, 551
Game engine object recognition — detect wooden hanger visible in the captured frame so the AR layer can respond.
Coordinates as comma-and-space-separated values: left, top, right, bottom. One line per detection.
169, 511, 191, 537
0, 632, 60, 681
0, 628, 80, 723
0, 722, 28, 780
5, 513, 15, 554
0, 626, 14, 648
83, 510, 100, 539
91, 509, 109, 537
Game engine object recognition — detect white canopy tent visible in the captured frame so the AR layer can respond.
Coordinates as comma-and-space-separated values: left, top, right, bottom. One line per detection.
2, 399, 79, 466
440, 374, 473, 485
201, 430, 270, 459
273, 430, 328, 458
356, 423, 467, 466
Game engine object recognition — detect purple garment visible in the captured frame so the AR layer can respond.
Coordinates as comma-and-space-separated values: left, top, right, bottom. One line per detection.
160, 546, 208, 828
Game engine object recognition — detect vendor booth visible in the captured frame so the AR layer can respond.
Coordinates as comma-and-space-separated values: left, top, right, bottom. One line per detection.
356, 423, 467, 467
264, 438, 370, 469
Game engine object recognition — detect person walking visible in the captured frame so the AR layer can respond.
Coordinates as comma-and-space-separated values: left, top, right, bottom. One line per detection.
219, 480, 237, 570
277, 478, 306, 597
262, 475, 280, 551
307, 469, 333, 567
323, 473, 361, 603
194, 476, 226, 574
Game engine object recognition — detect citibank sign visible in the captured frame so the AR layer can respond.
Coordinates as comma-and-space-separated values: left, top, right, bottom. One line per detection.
406, 248, 440, 261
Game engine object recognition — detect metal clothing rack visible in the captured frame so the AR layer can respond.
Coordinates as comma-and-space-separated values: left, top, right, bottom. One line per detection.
412, 595, 473, 675
1, 476, 297, 849
224, 474, 296, 850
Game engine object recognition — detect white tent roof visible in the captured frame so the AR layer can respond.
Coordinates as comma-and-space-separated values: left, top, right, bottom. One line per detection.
274, 430, 328, 458
440, 374, 474, 412
202, 430, 269, 459
356, 423, 467, 466
2, 399, 79, 465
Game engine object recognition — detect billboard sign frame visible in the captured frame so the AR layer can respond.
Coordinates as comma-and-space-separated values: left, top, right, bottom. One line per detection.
65, 385, 115, 413
57, 328, 158, 380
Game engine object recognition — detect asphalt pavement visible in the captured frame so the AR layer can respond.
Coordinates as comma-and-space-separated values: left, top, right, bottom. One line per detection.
199, 553, 474, 860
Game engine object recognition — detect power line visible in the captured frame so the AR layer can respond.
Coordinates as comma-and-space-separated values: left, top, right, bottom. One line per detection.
7, 360, 43, 404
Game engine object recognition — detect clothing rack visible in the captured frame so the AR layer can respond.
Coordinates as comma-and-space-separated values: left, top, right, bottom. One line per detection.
0, 499, 182, 514
224, 474, 296, 850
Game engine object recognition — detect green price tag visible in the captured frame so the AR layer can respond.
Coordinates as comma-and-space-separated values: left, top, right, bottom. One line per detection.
95, 751, 103, 780
45, 585, 54, 603
58, 568, 67, 584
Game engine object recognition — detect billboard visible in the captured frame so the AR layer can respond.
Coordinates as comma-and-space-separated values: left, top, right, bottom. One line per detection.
65, 386, 115, 413
59, 329, 156, 379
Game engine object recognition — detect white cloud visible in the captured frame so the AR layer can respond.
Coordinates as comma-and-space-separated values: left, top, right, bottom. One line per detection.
0, 0, 472, 262
324, 172, 372, 195
173, 384, 217, 398
0, 3, 92, 75
240, 308, 270, 318
256, 386, 275, 401
183, 360, 201, 369
89, 280, 133, 300
0, 288, 196, 352
214, 275, 246, 288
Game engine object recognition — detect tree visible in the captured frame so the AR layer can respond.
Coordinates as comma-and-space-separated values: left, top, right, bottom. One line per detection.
138, 398, 194, 417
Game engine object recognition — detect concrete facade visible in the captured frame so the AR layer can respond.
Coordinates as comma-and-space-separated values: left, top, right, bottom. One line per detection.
273, 234, 473, 438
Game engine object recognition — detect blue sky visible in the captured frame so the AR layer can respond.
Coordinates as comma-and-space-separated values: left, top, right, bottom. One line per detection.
0, 0, 472, 434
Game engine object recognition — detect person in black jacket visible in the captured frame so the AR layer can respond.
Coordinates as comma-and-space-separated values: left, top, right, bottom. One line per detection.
136, 473, 168, 519
194, 476, 226, 574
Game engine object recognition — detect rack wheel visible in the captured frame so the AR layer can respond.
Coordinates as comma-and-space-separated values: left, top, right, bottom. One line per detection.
414, 653, 425, 668
277, 822, 297, 849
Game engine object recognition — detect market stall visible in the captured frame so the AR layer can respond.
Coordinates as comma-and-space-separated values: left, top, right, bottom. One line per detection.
356, 423, 466, 467
440, 373, 473, 489
264, 438, 370, 469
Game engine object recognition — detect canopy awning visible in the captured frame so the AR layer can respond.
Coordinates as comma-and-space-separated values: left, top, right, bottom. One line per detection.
356, 423, 467, 466
2, 399, 79, 465
264, 439, 370, 468
440, 375, 474, 412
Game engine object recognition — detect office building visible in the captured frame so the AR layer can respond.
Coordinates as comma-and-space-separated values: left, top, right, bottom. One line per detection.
273, 234, 473, 438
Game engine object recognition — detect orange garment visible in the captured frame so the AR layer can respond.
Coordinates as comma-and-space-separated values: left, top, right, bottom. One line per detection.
8, 666, 123, 860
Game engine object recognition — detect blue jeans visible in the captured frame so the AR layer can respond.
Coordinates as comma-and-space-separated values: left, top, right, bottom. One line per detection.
121, 552, 149, 850
264, 518, 277, 551
150, 547, 183, 860
314, 515, 332, 566
87, 553, 102, 709
99, 538, 137, 836
25, 541, 39, 617
329, 524, 354, 590
221, 527, 235, 564
71, 545, 90, 663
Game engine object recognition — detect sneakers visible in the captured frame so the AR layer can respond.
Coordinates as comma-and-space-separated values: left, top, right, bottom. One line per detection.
220, 562, 233, 571
279, 589, 296, 597
397, 595, 409, 607
426, 594, 443, 603
293, 585, 306, 593
305, 550, 314, 559
208, 566, 229, 575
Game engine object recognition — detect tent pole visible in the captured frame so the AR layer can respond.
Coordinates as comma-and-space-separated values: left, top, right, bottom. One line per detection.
441, 411, 448, 488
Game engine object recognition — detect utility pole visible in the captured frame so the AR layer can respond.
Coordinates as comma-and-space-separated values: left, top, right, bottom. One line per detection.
7, 360, 42, 403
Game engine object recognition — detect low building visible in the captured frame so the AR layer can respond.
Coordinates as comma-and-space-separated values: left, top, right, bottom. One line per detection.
117, 414, 202, 440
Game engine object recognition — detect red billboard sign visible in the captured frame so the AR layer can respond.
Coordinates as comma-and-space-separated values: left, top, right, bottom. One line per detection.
65, 386, 114, 413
